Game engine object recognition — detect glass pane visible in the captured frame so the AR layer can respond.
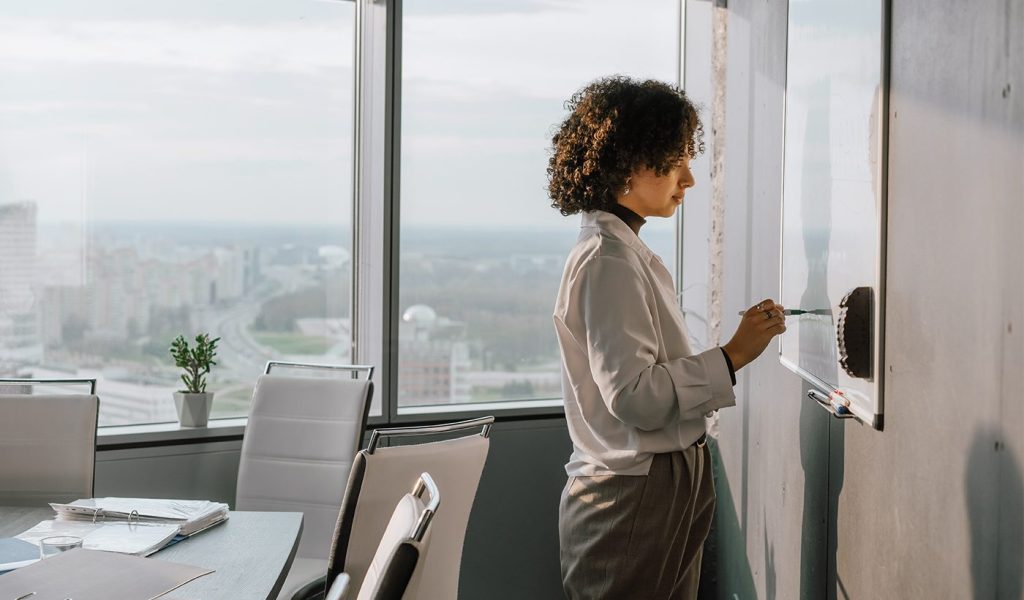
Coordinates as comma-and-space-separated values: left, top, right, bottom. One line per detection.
679, 0, 714, 353
398, 0, 679, 409
779, 0, 885, 420
0, 1, 355, 426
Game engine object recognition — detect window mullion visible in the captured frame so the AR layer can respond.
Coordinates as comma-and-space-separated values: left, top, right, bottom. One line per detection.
353, 0, 398, 423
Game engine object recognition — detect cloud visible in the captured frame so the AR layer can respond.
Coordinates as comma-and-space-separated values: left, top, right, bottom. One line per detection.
403, 0, 679, 101
0, 17, 354, 75
0, 0, 683, 227
0, 100, 149, 115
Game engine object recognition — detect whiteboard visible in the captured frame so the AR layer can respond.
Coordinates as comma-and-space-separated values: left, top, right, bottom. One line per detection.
779, 0, 888, 429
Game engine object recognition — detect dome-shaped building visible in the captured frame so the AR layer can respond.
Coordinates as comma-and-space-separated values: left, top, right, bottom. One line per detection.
401, 304, 437, 326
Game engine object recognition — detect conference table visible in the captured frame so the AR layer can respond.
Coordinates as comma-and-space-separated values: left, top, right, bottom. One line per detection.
0, 506, 303, 599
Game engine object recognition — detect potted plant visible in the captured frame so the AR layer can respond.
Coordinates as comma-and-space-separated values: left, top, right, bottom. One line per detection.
169, 333, 220, 427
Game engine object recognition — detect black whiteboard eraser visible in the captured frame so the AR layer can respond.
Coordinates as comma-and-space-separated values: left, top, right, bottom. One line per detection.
837, 286, 873, 379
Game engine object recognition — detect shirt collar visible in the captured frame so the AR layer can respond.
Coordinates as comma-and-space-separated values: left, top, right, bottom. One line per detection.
580, 210, 656, 263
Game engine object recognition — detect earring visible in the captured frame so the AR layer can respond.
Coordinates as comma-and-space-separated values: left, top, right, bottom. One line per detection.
623, 178, 632, 196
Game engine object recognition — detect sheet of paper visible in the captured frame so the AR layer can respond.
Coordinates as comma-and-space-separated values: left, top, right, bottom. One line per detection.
0, 548, 212, 600
0, 537, 40, 572
17, 519, 180, 556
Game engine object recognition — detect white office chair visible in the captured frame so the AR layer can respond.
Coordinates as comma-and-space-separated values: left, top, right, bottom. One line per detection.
326, 473, 440, 600
0, 379, 99, 506
235, 361, 374, 600
317, 416, 492, 600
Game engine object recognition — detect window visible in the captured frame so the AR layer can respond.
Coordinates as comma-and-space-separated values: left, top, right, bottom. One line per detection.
0, 1, 355, 426
397, 0, 682, 410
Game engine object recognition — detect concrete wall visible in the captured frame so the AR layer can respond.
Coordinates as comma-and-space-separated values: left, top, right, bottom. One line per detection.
458, 417, 569, 600
686, 0, 1024, 598
96, 439, 243, 506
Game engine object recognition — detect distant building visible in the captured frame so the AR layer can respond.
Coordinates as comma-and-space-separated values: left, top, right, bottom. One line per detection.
398, 304, 470, 406
211, 247, 248, 304
317, 245, 350, 269
243, 247, 261, 294
0, 201, 43, 368
65, 243, 258, 341
39, 285, 86, 346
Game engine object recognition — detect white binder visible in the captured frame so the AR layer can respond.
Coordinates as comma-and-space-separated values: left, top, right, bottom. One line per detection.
49, 497, 229, 537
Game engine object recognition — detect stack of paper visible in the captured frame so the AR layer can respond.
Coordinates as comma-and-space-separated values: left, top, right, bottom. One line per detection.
17, 519, 180, 557
50, 497, 230, 536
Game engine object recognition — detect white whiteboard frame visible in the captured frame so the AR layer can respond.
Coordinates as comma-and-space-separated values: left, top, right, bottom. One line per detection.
778, 0, 890, 430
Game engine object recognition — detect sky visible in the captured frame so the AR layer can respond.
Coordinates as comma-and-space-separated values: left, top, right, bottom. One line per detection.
0, 0, 682, 230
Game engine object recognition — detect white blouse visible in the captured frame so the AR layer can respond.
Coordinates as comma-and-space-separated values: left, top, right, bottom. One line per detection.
553, 210, 736, 476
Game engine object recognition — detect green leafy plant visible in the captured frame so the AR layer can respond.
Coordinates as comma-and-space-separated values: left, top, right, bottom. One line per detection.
169, 333, 221, 394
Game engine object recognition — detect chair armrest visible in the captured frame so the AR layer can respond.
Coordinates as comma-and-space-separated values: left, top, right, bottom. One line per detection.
325, 573, 351, 600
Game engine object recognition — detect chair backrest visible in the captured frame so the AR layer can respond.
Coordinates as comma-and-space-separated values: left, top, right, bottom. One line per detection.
0, 393, 99, 505
356, 473, 439, 600
236, 367, 374, 559
327, 417, 492, 599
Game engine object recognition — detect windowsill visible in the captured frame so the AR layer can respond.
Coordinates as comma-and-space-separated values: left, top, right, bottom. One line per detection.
97, 417, 248, 449
394, 398, 564, 421
95, 399, 566, 448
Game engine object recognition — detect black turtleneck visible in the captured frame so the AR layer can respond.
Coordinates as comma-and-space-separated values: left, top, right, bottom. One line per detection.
604, 203, 737, 386
605, 203, 646, 235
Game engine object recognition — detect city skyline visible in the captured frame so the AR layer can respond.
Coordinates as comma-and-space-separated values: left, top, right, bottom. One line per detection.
2, 199, 682, 425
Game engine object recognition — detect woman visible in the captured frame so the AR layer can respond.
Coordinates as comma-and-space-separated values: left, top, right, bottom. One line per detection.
547, 76, 786, 599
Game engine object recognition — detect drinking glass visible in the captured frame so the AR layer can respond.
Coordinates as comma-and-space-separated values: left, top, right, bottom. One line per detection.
39, 535, 83, 558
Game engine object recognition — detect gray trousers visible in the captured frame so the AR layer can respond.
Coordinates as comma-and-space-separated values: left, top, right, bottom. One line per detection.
558, 445, 715, 600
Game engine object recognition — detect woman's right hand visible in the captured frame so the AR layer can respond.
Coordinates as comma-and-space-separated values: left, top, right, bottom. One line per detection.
722, 298, 787, 371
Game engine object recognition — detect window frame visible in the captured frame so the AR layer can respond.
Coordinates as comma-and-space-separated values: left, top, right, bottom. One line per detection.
360, 0, 688, 423
4, 1, 360, 432
86, 0, 688, 435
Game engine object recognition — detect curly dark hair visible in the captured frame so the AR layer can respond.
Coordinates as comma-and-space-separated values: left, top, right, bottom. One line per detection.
546, 76, 705, 216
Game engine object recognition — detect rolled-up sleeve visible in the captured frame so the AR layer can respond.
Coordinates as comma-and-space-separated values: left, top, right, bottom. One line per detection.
577, 255, 736, 431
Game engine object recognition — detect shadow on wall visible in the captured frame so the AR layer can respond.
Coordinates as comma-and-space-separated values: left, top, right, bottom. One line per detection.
763, 509, 777, 600
796, 77, 844, 600
966, 426, 1023, 599
701, 438, 758, 600
798, 378, 842, 600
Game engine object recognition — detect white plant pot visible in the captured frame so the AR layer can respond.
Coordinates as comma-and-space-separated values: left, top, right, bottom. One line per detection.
173, 391, 214, 427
